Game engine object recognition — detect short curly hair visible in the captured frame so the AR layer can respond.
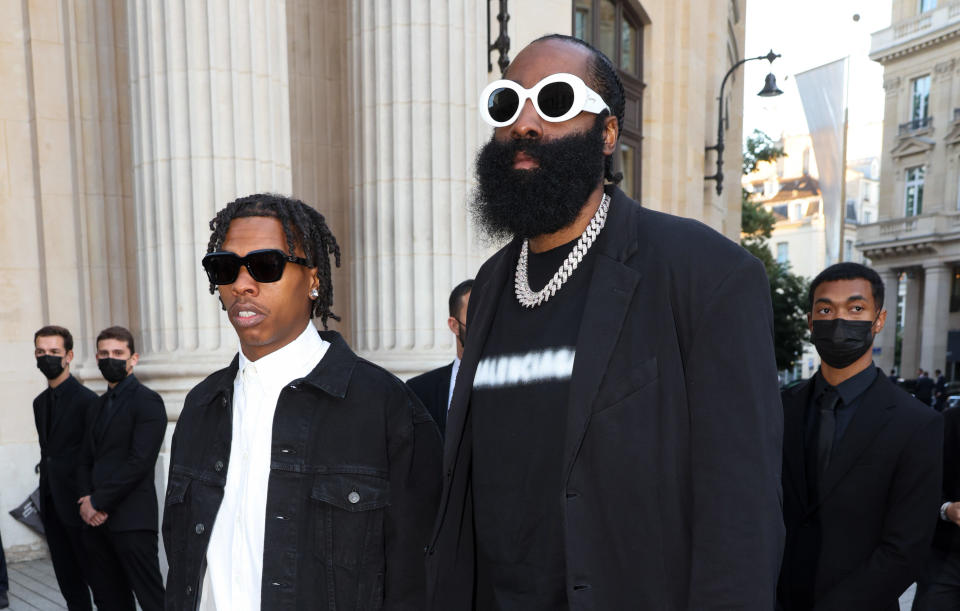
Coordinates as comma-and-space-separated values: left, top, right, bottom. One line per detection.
206, 194, 342, 329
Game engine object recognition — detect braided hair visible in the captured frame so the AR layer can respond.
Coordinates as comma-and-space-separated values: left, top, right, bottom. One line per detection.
206, 194, 342, 328
532, 34, 626, 184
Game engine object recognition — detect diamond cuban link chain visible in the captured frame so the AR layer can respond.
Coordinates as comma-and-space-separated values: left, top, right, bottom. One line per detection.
514, 193, 610, 308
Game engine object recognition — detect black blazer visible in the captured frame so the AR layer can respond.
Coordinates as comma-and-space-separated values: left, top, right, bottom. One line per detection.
931, 406, 960, 553
78, 374, 166, 532
779, 370, 943, 611
33, 375, 98, 527
425, 186, 785, 610
406, 361, 453, 437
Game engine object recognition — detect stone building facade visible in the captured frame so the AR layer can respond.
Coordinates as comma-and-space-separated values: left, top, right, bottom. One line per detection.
1, 0, 747, 558
863, 0, 960, 379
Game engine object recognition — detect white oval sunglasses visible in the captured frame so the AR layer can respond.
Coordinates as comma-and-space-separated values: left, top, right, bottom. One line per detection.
479, 72, 611, 128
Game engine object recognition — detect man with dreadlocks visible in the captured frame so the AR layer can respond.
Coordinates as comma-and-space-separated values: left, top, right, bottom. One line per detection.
162, 194, 442, 610
425, 36, 784, 609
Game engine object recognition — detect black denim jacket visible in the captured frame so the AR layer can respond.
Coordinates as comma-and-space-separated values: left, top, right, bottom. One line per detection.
162, 331, 442, 610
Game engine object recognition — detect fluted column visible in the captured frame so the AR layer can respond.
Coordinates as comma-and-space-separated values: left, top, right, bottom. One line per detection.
126, 0, 292, 413
875, 268, 898, 373
348, 0, 491, 376
920, 263, 951, 374
900, 269, 923, 376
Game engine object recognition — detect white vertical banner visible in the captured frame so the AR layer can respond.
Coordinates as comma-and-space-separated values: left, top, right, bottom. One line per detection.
795, 58, 847, 266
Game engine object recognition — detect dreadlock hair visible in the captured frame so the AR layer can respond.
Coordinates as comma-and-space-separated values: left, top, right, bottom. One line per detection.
206, 194, 342, 329
531, 33, 626, 184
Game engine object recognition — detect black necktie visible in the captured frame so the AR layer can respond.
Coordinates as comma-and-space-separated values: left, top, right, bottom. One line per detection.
95, 394, 115, 440
817, 390, 841, 475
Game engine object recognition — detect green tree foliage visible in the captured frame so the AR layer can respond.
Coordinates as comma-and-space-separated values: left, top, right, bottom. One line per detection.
741, 131, 809, 372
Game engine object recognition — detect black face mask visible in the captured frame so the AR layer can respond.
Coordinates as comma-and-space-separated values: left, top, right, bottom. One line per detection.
98, 358, 129, 384
36, 355, 65, 380
811, 318, 876, 369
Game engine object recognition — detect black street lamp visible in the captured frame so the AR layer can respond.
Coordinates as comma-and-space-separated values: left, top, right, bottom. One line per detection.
705, 49, 783, 195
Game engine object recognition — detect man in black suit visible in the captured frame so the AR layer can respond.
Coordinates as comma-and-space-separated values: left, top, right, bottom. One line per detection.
33, 325, 98, 610
407, 279, 472, 437
917, 369, 936, 407
779, 262, 943, 610
936, 369, 949, 412
913, 406, 960, 609
426, 35, 783, 610
78, 326, 166, 611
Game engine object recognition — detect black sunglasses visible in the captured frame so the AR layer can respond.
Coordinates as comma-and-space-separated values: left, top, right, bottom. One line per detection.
201, 249, 309, 285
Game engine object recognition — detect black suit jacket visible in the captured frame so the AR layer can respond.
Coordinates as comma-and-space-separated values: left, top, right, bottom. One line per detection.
33, 375, 98, 527
407, 361, 453, 437
425, 186, 785, 610
779, 370, 943, 610
932, 407, 960, 553
916, 376, 935, 403
78, 374, 166, 532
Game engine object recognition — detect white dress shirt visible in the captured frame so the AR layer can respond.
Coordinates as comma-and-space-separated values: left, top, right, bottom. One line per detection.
447, 357, 460, 411
199, 322, 329, 611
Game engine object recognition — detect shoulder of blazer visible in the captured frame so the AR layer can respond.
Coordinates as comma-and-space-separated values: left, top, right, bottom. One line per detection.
781, 377, 814, 406
606, 186, 760, 287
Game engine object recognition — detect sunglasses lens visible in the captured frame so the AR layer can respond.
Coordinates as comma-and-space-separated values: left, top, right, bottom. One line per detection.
537, 81, 576, 118
488, 87, 520, 123
202, 254, 241, 285
245, 250, 287, 283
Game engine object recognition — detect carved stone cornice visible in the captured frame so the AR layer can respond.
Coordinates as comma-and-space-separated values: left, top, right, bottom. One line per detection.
891, 135, 935, 159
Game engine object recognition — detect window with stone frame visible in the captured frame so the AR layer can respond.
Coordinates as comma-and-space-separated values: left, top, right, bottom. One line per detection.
920, 0, 937, 14
910, 75, 931, 123
573, 0, 647, 201
904, 165, 925, 216
952, 269, 960, 312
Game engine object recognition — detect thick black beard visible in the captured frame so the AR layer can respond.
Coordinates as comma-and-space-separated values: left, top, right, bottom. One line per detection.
471, 118, 606, 241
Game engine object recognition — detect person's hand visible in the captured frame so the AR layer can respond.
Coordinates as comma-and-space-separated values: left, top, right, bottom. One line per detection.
78, 495, 108, 526
947, 501, 960, 527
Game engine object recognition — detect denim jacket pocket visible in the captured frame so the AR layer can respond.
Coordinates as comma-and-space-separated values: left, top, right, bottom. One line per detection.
162, 474, 192, 556
310, 473, 391, 569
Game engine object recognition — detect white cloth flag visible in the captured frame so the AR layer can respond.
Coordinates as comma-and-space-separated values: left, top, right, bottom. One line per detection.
795, 58, 847, 266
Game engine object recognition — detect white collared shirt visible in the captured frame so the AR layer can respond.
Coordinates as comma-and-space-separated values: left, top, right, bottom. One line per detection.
447, 357, 461, 411
199, 322, 329, 611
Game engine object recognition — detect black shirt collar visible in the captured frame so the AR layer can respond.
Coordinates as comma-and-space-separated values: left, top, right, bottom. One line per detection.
108, 373, 137, 399
813, 362, 878, 407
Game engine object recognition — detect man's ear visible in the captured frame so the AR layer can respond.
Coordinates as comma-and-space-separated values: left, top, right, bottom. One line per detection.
129, 353, 140, 368
806, 312, 813, 333
447, 316, 460, 337
602, 115, 618, 156
874, 309, 887, 334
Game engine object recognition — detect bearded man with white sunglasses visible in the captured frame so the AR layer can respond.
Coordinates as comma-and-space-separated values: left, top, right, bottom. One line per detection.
425, 34, 784, 610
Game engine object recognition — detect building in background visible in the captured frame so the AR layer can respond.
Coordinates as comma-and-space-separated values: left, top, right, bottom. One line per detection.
0, 0, 747, 560
862, 0, 960, 380
744, 132, 879, 379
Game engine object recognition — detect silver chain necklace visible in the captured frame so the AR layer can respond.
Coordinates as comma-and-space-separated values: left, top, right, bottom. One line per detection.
514, 193, 610, 309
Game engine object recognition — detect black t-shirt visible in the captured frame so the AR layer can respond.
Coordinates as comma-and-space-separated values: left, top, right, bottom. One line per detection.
471, 237, 595, 610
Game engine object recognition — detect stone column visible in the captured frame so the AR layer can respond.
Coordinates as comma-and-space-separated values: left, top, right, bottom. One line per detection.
900, 269, 924, 376
920, 263, 951, 374
347, 0, 491, 377
124, 0, 293, 414
875, 268, 899, 373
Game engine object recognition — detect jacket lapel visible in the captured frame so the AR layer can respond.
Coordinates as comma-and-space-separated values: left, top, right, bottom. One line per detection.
813, 374, 895, 510
781, 381, 813, 510
562, 188, 642, 484
442, 243, 517, 470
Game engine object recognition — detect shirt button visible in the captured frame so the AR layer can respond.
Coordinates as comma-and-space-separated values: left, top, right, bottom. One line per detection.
348, 491, 360, 504
214, 460, 224, 472
221, 396, 227, 407
185, 585, 194, 596
195, 523, 205, 534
